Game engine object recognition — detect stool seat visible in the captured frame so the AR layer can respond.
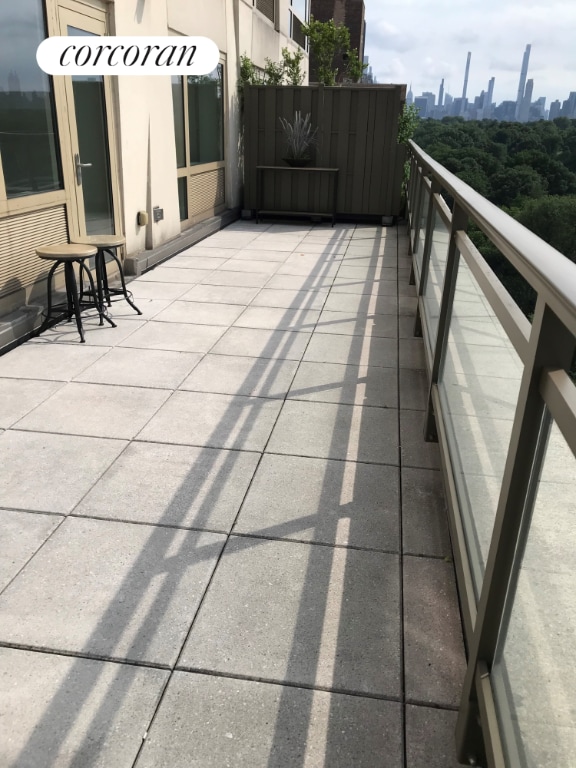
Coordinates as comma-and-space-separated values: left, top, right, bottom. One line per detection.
37, 244, 97, 261
72, 235, 126, 249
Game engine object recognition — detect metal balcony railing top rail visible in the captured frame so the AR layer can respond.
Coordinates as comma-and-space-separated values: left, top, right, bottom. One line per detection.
406, 140, 576, 768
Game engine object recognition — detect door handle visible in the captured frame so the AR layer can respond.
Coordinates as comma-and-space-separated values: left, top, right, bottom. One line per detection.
75, 153, 93, 185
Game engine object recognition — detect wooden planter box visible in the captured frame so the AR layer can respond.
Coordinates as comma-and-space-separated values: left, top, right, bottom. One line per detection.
243, 84, 406, 221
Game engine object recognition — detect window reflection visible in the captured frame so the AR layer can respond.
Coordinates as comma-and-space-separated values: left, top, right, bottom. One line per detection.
187, 65, 224, 166
0, 0, 63, 197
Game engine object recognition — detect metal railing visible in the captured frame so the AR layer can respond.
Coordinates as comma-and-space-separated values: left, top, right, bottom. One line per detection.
406, 140, 576, 767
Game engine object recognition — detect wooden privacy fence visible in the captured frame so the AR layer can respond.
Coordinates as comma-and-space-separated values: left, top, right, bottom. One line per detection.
243, 84, 406, 220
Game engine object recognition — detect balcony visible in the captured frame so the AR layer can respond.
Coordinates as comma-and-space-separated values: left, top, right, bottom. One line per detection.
0, 139, 574, 766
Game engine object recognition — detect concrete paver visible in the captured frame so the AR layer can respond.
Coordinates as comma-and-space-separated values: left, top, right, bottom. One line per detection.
0, 221, 464, 767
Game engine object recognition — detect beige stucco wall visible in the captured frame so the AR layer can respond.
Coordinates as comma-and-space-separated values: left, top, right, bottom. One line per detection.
108, 0, 308, 256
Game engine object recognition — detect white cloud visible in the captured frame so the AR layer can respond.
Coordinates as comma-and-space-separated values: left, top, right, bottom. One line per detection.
364, 0, 576, 104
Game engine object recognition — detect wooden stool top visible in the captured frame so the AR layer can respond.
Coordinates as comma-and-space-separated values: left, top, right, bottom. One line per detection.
36, 243, 98, 261
72, 234, 126, 249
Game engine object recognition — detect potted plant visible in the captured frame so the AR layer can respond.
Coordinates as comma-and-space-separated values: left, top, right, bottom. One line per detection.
279, 111, 319, 167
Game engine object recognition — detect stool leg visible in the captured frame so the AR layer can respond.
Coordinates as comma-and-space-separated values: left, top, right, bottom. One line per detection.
80, 260, 116, 328
105, 247, 142, 315
65, 261, 85, 343
95, 251, 106, 314
36, 261, 61, 336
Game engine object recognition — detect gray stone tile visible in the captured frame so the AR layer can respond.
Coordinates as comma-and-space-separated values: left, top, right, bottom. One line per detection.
152, 300, 244, 326
31, 317, 145, 347
288, 241, 347, 254
400, 368, 429, 411
288, 361, 398, 408
404, 556, 466, 708
234, 306, 320, 332
317, 310, 397, 338
400, 338, 427, 370
176, 245, 239, 259
180, 354, 298, 398
16, 382, 170, 440
250, 288, 328, 310
138, 390, 282, 450
324, 286, 398, 314
218, 259, 280, 274
179, 283, 260, 304
117, 320, 225, 353
230, 248, 290, 262
138, 266, 213, 283
399, 314, 420, 339
74, 348, 202, 389
128, 280, 196, 300
399, 280, 417, 298
276, 260, 340, 278
107, 297, 171, 321
399, 296, 418, 315
201, 270, 272, 288
266, 274, 335, 292
337, 265, 397, 281
402, 468, 451, 558
400, 410, 441, 469
0, 378, 64, 428
0, 431, 127, 513
405, 705, 460, 768
248, 238, 301, 252
180, 537, 401, 697
267, 400, 399, 465
235, 454, 399, 550
331, 278, 400, 300
211, 327, 311, 360
136, 671, 402, 768
0, 648, 168, 768
0, 517, 225, 665
76, 442, 259, 532
304, 332, 397, 368
0, 510, 62, 591
167, 254, 228, 270
0, 343, 107, 381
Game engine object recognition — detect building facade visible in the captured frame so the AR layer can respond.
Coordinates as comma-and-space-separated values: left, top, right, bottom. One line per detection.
308, 0, 364, 83
0, 0, 307, 331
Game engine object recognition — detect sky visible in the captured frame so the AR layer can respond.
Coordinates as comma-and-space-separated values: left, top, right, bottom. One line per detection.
364, 0, 576, 106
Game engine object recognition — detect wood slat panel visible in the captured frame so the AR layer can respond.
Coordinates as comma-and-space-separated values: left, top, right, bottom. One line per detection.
0, 205, 68, 299
188, 168, 225, 218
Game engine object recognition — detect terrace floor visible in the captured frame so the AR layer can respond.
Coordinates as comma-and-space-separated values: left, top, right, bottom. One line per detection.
0, 220, 465, 767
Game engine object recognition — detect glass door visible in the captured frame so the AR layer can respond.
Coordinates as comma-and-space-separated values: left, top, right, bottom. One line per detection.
58, 6, 119, 237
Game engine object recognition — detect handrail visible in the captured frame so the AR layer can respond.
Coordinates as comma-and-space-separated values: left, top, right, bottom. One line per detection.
409, 140, 576, 338
406, 140, 576, 768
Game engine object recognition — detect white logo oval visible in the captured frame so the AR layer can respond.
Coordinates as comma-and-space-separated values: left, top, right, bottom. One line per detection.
36, 36, 219, 76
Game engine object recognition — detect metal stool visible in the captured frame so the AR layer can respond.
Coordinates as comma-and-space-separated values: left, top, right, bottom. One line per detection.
35, 243, 116, 343
73, 235, 142, 316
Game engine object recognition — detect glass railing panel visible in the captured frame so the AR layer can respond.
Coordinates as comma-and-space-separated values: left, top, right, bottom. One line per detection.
422, 210, 450, 347
491, 420, 576, 767
438, 257, 524, 594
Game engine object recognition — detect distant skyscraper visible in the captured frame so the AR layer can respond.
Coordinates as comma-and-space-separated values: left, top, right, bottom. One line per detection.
462, 52, 471, 101
486, 77, 495, 108
549, 100, 561, 120
407, 83, 413, 105
515, 44, 532, 121
438, 78, 444, 108
414, 96, 428, 117
519, 78, 534, 122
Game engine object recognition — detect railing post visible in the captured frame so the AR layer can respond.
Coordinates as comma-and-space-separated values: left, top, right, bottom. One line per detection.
455, 297, 576, 766
411, 166, 425, 256
423, 202, 468, 441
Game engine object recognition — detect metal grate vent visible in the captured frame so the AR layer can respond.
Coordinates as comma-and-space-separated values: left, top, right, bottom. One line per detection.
0, 206, 68, 299
255, 0, 275, 23
188, 169, 225, 218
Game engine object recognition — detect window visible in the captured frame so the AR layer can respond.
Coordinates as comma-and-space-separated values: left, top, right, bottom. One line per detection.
171, 64, 226, 225
187, 66, 224, 165
255, 0, 275, 24
0, 0, 63, 198
290, 0, 309, 50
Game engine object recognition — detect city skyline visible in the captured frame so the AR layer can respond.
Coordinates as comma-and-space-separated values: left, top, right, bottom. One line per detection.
364, 0, 576, 106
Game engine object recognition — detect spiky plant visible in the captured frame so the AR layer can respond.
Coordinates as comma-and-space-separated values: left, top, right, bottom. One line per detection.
278, 111, 319, 160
